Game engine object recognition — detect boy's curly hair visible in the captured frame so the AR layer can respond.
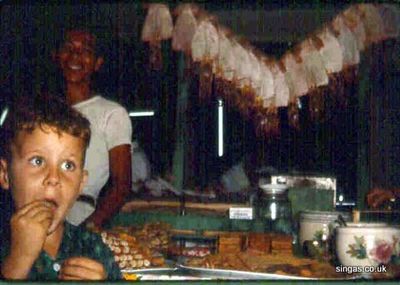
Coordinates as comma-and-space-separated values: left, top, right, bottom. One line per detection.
0, 94, 91, 161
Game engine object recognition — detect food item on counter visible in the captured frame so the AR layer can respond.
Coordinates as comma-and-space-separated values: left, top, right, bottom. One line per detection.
101, 231, 154, 269
134, 222, 171, 251
218, 234, 244, 253
205, 231, 292, 255
100, 222, 171, 269
247, 233, 272, 253
270, 233, 293, 253
169, 245, 211, 257
186, 253, 251, 271
122, 273, 140, 281
168, 233, 216, 258
150, 256, 166, 266
111, 222, 170, 252
184, 251, 344, 278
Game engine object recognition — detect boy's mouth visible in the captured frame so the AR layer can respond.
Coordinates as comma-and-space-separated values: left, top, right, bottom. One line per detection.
45, 200, 58, 211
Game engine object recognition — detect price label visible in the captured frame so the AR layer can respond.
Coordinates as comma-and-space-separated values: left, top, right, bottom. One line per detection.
229, 207, 253, 220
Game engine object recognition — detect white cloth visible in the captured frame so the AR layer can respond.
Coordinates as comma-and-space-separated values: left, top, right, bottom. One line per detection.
66, 200, 96, 226
221, 162, 250, 193
131, 141, 151, 192
66, 95, 132, 225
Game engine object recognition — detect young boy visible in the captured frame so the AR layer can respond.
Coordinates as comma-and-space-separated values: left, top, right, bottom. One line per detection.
0, 95, 121, 280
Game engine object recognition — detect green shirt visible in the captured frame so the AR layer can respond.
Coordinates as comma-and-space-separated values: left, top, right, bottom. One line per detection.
0, 222, 121, 281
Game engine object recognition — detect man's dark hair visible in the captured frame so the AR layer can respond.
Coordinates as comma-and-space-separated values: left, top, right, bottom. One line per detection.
59, 25, 106, 56
0, 94, 91, 162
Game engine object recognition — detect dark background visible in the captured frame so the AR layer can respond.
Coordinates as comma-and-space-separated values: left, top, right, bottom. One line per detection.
0, 1, 399, 208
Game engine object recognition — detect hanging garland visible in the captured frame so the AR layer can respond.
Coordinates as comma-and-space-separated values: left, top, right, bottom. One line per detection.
142, 3, 399, 137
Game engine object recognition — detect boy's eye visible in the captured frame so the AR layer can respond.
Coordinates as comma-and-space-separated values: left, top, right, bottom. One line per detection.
61, 161, 76, 171
29, 157, 44, 167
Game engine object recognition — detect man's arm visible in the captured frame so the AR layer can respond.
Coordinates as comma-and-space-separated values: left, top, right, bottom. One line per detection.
89, 144, 132, 227
367, 187, 400, 208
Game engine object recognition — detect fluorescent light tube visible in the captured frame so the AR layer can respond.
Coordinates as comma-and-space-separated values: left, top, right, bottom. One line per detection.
129, 111, 155, 117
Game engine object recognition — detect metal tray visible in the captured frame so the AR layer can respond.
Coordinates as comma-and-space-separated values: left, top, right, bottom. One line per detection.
121, 268, 212, 281
122, 266, 316, 280
178, 265, 315, 280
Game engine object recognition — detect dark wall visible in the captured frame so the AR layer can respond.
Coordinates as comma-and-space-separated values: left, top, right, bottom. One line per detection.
0, 3, 175, 175
0, 3, 145, 105
1, 2, 399, 206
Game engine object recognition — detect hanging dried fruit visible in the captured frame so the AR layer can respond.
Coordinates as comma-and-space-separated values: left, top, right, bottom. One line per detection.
191, 18, 219, 100
341, 6, 367, 52
296, 37, 327, 121
172, 4, 199, 55
315, 27, 344, 75
257, 59, 279, 136
357, 4, 385, 46
281, 53, 308, 129
269, 60, 290, 110
230, 40, 255, 117
298, 38, 329, 88
331, 15, 360, 68
214, 28, 236, 101
282, 52, 309, 97
141, 4, 173, 70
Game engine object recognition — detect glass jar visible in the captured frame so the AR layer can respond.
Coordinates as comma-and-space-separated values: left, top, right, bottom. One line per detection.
258, 184, 292, 235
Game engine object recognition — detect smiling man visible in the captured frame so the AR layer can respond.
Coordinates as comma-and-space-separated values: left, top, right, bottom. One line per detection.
56, 30, 132, 228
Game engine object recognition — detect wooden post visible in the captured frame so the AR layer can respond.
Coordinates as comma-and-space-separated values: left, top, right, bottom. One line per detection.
172, 53, 189, 190
356, 48, 373, 211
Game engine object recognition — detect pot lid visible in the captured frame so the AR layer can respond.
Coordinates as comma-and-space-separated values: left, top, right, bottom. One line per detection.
259, 183, 288, 194
300, 210, 351, 222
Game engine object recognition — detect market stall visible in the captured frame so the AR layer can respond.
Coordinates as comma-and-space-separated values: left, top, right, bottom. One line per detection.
102, 2, 400, 281
1, 1, 400, 283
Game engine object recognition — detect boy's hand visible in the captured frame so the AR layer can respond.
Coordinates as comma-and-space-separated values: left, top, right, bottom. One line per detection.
59, 257, 106, 280
2, 201, 54, 279
10, 200, 54, 259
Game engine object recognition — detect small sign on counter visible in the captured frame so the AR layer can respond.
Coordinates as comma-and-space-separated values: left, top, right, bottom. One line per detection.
229, 207, 253, 220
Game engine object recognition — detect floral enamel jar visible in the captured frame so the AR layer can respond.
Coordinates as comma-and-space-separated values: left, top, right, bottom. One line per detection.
299, 211, 351, 258
335, 223, 400, 267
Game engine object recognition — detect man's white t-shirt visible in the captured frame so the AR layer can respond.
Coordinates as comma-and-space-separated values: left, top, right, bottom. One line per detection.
67, 95, 132, 225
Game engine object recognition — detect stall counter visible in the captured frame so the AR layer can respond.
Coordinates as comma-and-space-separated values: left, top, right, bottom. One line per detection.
0, 280, 395, 284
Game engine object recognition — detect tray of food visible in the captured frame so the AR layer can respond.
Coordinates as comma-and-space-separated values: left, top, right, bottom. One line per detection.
177, 265, 314, 280
182, 251, 354, 280
98, 222, 171, 270
121, 268, 213, 281
121, 266, 312, 280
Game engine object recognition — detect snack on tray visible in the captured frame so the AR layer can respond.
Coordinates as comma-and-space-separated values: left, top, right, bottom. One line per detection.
101, 231, 153, 269
101, 222, 171, 269
247, 233, 272, 253
218, 233, 244, 253
270, 233, 293, 253
122, 273, 140, 281
134, 222, 171, 251
169, 245, 211, 257
184, 251, 345, 278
